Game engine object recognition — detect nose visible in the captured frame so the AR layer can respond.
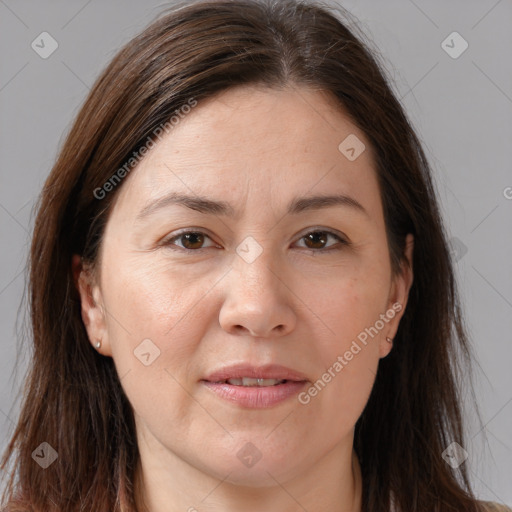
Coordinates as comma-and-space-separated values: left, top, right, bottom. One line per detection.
218, 250, 297, 338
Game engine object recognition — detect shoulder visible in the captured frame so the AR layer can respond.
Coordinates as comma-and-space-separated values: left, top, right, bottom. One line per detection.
478, 501, 512, 512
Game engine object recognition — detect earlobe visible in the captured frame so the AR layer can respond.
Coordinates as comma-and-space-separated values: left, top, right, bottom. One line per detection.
378, 336, 394, 359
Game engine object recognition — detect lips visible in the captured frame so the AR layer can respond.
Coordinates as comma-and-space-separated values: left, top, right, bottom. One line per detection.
201, 364, 309, 408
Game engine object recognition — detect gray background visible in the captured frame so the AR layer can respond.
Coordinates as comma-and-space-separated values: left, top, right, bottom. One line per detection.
1, 0, 511, 504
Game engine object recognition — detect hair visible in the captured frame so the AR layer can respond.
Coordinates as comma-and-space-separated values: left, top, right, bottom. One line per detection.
0, 0, 486, 510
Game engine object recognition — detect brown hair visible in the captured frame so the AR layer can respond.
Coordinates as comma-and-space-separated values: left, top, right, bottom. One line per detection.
0, 0, 485, 510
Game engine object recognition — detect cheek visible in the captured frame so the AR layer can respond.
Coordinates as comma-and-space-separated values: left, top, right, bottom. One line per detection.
310, 267, 389, 346
314, 350, 379, 441
101, 261, 219, 443
300, 270, 387, 420
101, 259, 220, 405
300, 305, 381, 439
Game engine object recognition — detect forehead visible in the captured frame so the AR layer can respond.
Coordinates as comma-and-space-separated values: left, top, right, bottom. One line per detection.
111, 85, 381, 221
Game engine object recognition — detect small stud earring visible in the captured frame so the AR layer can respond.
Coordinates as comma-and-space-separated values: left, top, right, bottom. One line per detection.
95, 341, 101, 349
386, 337, 393, 344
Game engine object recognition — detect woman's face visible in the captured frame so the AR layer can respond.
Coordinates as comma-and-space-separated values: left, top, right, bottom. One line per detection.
76, 85, 413, 486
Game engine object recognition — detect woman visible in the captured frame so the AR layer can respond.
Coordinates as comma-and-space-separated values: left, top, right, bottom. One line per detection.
1, 1, 509, 511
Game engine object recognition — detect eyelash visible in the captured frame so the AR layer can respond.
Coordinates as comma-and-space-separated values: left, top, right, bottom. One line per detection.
161, 229, 349, 254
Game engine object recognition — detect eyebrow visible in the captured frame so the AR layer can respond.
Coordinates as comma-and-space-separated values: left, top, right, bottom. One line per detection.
135, 191, 369, 222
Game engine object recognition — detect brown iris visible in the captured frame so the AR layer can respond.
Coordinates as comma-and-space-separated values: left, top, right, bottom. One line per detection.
303, 231, 328, 249
180, 232, 205, 249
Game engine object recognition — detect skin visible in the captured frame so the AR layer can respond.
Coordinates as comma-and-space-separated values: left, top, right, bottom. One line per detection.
73, 85, 414, 512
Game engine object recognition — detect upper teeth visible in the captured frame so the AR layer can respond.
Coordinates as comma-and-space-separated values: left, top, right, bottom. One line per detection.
225, 377, 285, 386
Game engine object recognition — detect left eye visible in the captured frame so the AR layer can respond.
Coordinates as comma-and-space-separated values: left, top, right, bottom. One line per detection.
163, 230, 347, 252
165, 231, 218, 251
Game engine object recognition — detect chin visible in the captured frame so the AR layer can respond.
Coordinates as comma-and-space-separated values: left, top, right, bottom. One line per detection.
200, 446, 305, 487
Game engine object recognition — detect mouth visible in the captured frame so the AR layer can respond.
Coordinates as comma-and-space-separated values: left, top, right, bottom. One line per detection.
201, 364, 309, 408
209, 377, 290, 387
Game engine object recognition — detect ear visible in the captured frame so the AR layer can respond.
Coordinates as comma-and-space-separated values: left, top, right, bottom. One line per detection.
72, 254, 112, 356
379, 233, 414, 358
